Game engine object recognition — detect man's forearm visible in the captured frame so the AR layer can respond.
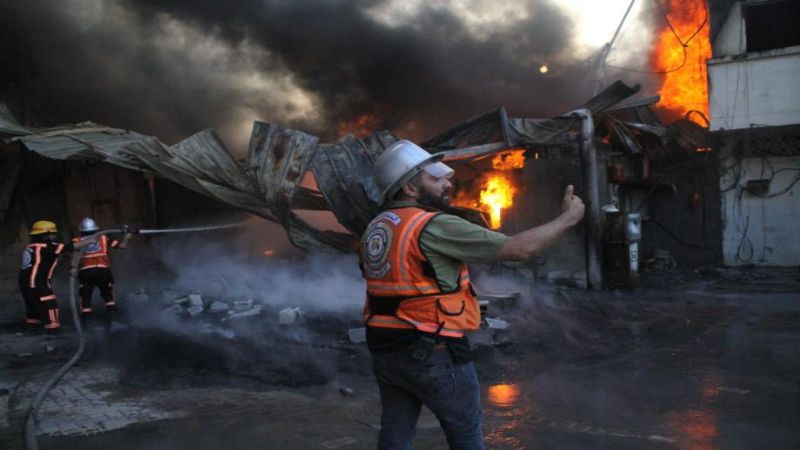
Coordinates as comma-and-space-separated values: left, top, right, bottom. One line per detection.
495, 215, 574, 261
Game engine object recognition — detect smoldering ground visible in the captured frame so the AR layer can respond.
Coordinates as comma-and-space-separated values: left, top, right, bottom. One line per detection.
2, 0, 656, 154
78, 218, 369, 391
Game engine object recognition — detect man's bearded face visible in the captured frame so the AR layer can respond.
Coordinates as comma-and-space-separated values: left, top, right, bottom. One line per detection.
417, 182, 451, 211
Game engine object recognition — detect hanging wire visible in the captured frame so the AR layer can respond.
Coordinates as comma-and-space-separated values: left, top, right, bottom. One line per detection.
604, 0, 708, 74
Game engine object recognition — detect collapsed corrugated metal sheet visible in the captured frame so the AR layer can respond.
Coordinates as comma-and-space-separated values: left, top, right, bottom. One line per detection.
0, 80, 705, 252
0, 146, 22, 221
0, 111, 360, 251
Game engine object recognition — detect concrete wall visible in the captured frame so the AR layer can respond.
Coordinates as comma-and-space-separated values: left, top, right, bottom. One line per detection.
712, 2, 745, 58
720, 156, 800, 266
708, 47, 800, 130
708, 1, 800, 267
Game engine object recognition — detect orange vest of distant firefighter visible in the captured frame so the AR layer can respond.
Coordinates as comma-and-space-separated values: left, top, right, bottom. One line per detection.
361, 207, 481, 338
72, 235, 114, 270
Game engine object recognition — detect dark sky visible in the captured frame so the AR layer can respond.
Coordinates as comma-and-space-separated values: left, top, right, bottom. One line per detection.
1, 0, 652, 153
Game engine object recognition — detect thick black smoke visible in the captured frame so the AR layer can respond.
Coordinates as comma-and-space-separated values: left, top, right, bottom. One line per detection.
1, 0, 635, 152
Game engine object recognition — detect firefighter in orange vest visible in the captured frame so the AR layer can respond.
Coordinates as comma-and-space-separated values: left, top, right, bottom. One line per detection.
360, 140, 585, 449
18, 220, 96, 331
72, 217, 131, 321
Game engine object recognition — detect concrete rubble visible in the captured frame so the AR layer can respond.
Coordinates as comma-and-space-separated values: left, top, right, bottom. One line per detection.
278, 306, 306, 325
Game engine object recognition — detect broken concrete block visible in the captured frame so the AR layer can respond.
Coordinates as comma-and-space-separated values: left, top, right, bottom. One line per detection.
485, 317, 510, 330
187, 305, 204, 317
224, 305, 262, 321
208, 301, 231, 313
278, 306, 306, 325
188, 293, 204, 307
348, 327, 366, 344
233, 299, 255, 311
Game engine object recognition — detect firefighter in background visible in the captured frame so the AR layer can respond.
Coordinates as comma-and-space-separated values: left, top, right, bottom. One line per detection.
19, 220, 96, 331
361, 140, 585, 449
72, 217, 131, 321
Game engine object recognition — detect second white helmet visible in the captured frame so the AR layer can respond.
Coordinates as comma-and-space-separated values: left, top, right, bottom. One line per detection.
79, 217, 99, 233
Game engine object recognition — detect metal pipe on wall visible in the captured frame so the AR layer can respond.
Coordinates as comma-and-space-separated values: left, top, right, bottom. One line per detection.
568, 109, 603, 290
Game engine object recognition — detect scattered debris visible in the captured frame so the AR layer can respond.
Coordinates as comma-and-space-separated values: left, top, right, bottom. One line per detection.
209, 301, 232, 313
224, 305, 263, 321
348, 328, 366, 344
188, 294, 204, 307
645, 249, 676, 271
338, 386, 355, 397
187, 305, 204, 317
279, 306, 306, 325
44, 345, 55, 352
17, 352, 32, 357
233, 299, 255, 311
485, 317, 510, 330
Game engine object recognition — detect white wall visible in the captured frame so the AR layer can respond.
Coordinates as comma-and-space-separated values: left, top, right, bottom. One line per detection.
708, 47, 800, 131
713, 2, 744, 58
721, 156, 800, 266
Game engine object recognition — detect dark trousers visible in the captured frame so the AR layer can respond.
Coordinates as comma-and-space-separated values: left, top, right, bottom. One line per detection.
371, 346, 484, 450
78, 268, 116, 314
18, 279, 60, 330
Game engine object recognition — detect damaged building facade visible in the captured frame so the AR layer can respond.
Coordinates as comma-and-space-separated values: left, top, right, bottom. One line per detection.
708, 0, 800, 266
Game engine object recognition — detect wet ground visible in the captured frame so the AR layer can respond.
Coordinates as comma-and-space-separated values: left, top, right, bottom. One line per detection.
1, 267, 799, 449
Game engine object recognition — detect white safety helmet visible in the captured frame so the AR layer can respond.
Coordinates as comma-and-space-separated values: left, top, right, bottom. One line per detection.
373, 140, 454, 204
79, 217, 99, 233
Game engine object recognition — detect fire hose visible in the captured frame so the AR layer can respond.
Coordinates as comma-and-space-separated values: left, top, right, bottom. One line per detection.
23, 222, 246, 450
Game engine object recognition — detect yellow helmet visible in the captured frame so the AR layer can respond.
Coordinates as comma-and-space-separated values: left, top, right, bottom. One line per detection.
30, 220, 58, 235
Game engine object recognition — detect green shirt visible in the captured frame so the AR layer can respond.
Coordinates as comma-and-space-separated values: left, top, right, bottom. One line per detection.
388, 201, 509, 291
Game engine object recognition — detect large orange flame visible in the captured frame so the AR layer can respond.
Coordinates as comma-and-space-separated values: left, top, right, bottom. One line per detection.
491, 150, 526, 170
453, 150, 524, 229
481, 175, 516, 229
652, 0, 712, 124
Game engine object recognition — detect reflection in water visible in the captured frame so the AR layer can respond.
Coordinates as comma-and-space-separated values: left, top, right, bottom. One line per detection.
484, 383, 535, 450
666, 374, 722, 450
488, 383, 521, 408
667, 408, 719, 450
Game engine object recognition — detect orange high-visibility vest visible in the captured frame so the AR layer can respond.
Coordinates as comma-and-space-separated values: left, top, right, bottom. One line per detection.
72, 235, 116, 270
360, 207, 481, 338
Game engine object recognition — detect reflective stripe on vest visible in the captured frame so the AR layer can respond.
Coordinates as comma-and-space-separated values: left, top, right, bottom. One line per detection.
73, 235, 111, 270
361, 207, 481, 337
